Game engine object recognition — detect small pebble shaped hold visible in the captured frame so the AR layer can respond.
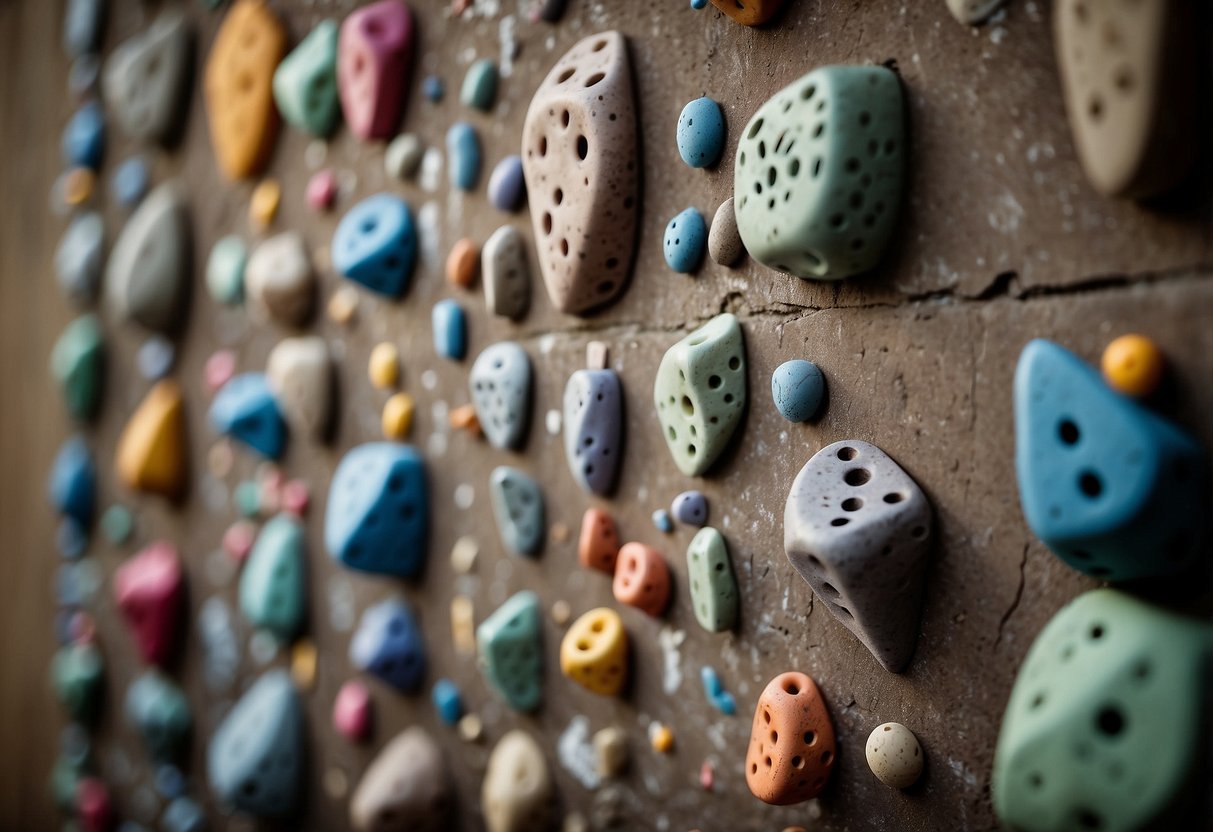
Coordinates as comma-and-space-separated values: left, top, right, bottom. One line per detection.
483, 730, 555, 832
115, 380, 188, 500
59, 167, 95, 208
432, 299, 468, 361
162, 797, 206, 832
272, 19, 340, 137
76, 776, 113, 832
338, 0, 414, 140
206, 235, 247, 305
677, 97, 725, 168
489, 466, 545, 556
62, 101, 105, 169
560, 607, 627, 696
784, 440, 933, 672
103, 11, 193, 145
50, 315, 105, 422
63, 0, 104, 57
460, 58, 498, 111
385, 133, 424, 179
865, 722, 923, 789
368, 342, 400, 388
431, 679, 463, 725
114, 541, 184, 666
306, 169, 337, 211
653, 313, 748, 477
771, 359, 825, 422
477, 590, 543, 711
470, 342, 533, 450
488, 155, 526, 212
1101, 333, 1164, 397
111, 157, 150, 208
612, 543, 671, 617
350, 727, 452, 832
709, 0, 785, 25
447, 122, 482, 191
239, 514, 306, 641
690, 0, 707, 8
530, 0, 567, 22
482, 225, 531, 320
69, 53, 101, 98
207, 669, 303, 816
382, 393, 414, 439
267, 336, 333, 441
245, 231, 315, 327
708, 197, 744, 266
248, 179, 281, 229
422, 74, 444, 102
734, 65, 905, 281
650, 724, 675, 753
651, 509, 673, 533
326, 442, 428, 577
333, 679, 373, 741
49, 435, 96, 530
562, 369, 624, 495
137, 337, 174, 381
945, 0, 1006, 25
332, 193, 417, 298
745, 671, 837, 805
578, 508, 620, 574
55, 213, 105, 306
350, 597, 426, 692
671, 490, 707, 526
100, 504, 133, 545
204, 0, 286, 179
687, 527, 738, 632
125, 670, 192, 763
106, 183, 190, 333
53, 643, 104, 724
210, 373, 287, 459
700, 665, 736, 715
446, 238, 479, 288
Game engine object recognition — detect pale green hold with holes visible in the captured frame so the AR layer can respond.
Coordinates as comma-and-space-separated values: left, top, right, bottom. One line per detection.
686, 527, 738, 632
653, 313, 747, 477
272, 20, 340, 137
992, 588, 1213, 832
239, 514, 307, 641
734, 64, 905, 281
476, 590, 543, 712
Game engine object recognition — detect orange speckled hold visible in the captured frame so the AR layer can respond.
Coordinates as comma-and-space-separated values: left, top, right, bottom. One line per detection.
746, 672, 836, 806
611, 542, 670, 616
446, 238, 480, 289
1101, 333, 1165, 397
579, 508, 620, 574
708, 0, 785, 26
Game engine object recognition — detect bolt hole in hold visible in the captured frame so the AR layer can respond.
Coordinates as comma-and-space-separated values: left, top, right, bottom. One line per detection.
728, 356, 741, 371
836, 605, 853, 619
1078, 470, 1103, 498
554, 188, 563, 205
1058, 419, 1080, 445
708, 375, 722, 389
1028, 772, 1044, 789
557, 68, 574, 83
837, 446, 857, 461
841, 497, 862, 512
792, 755, 804, 769
1030, 692, 1046, 710
1076, 809, 1103, 830
784, 681, 800, 695
883, 492, 904, 504
844, 468, 870, 486
830, 517, 849, 527
561, 109, 570, 127
1096, 706, 1125, 738
804, 731, 816, 745
584, 72, 605, 87
747, 118, 764, 140
538, 136, 547, 156
821, 750, 833, 764
576, 135, 588, 160
1089, 623, 1104, 640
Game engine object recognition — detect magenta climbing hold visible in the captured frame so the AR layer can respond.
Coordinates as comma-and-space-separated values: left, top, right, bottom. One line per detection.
338, 0, 414, 141
113, 541, 184, 667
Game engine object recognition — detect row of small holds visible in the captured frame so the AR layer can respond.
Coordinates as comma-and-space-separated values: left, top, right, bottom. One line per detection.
690, 0, 1006, 27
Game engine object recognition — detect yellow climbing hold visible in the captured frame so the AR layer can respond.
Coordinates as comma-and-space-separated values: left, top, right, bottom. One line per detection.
1101, 333, 1164, 398
115, 380, 188, 500
368, 342, 400, 388
249, 179, 282, 230
382, 392, 414, 440
560, 607, 628, 697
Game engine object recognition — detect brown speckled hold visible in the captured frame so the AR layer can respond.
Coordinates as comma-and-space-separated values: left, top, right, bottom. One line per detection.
745, 671, 836, 806
708, 197, 744, 266
521, 32, 638, 315
483, 225, 531, 320
865, 722, 923, 789
349, 727, 451, 832
709, 0, 785, 26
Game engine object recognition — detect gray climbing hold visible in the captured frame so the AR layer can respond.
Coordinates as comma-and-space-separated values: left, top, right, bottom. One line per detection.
708, 197, 744, 266
64, 0, 105, 59
125, 670, 192, 763
686, 527, 738, 633
562, 369, 623, 496
245, 231, 315, 328
55, 212, 105, 306
489, 466, 544, 557
103, 11, 193, 144
349, 727, 452, 832
266, 336, 332, 442
783, 440, 932, 673
239, 514, 306, 641
470, 342, 533, 450
106, 183, 190, 333
482, 225, 531, 321
385, 133, 424, 180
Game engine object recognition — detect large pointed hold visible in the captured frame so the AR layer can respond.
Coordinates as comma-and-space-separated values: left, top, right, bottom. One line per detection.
338, 1, 413, 141
103, 10, 194, 144
349, 727, 452, 832
106, 183, 190, 333
115, 380, 188, 501
114, 541, 185, 667
521, 32, 638, 315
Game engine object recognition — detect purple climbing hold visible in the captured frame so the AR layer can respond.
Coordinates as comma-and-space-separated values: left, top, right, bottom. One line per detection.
562, 369, 623, 496
487, 155, 526, 213
671, 490, 708, 526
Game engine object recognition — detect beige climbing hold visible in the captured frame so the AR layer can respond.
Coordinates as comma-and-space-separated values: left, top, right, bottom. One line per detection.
708, 198, 744, 266
865, 722, 923, 789
482, 225, 531, 321
483, 730, 555, 832
245, 232, 315, 327
350, 727, 452, 832
945, 0, 1006, 25
592, 726, 628, 778
266, 336, 332, 441
115, 380, 188, 500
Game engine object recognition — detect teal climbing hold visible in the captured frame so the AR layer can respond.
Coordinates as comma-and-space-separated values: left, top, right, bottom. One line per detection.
489, 466, 545, 556
49, 434, 96, 530
52, 643, 104, 725
50, 314, 105, 422
460, 58, 498, 111
206, 235, 247, 305
239, 514, 306, 641
686, 527, 738, 632
126, 670, 192, 762
272, 20, 340, 137
476, 590, 542, 711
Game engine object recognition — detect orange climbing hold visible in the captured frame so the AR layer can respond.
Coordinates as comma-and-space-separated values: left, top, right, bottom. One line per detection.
611, 542, 670, 617
745, 672, 836, 805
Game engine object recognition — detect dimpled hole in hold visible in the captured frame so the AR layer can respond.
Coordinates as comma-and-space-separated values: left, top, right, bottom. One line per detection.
837, 446, 856, 461
576, 136, 588, 160
1059, 418, 1080, 445
841, 497, 862, 511
1078, 470, 1103, 498
883, 492, 904, 504
1096, 705, 1125, 738
784, 680, 799, 696
830, 518, 848, 527
844, 468, 870, 486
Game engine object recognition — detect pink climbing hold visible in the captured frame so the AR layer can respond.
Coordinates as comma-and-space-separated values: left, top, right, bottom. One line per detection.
307, 169, 337, 211
334, 679, 373, 741
281, 478, 311, 516
113, 541, 184, 667
68, 610, 97, 646
222, 520, 256, 562
204, 349, 238, 395
76, 776, 113, 832
337, 1, 413, 140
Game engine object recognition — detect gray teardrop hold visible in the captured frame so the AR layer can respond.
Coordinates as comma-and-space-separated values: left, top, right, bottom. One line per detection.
482, 225, 531, 321
55, 212, 105, 306
489, 466, 545, 556
106, 182, 190, 333
103, 11, 193, 144
470, 342, 533, 450
349, 727, 451, 832
562, 368, 623, 496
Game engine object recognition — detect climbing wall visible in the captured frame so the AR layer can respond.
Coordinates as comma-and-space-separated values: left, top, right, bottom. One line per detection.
3, 0, 1213, 830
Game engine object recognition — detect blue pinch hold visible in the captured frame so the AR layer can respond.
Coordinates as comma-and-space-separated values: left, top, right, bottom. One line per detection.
349, 597, 426, 693
332, 193, 418, 298
446, 122, 482, 191
700, 666, 736, 715
663, 207, 707, 273
49, 434, 96, 529
431, 678, 464, 725
422, 74, 444, 102
209, 373, 287, 459
676, 97, 725, 168
771, 359, 826, 423
62, 101, 105, 169
432, 299, 467, 361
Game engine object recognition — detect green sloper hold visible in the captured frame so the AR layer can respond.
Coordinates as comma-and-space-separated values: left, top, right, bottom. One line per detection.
734, 65, 905, 281
52, 643, 104, 725
686, 527, 738, 632
993, 589, 1213, 832
272, 20, 340, 137
653, 313, 747, 477
239, 514, 307, 641
206, 235, 246, 305
476, 590, 542, 711
125, 670, 192, 762
50, 314, 104, 421
460, 59, 498, 111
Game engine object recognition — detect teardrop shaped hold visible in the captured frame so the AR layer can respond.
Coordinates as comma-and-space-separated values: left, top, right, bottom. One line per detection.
273, 19, 340, 137
106, 183, 190, 333
333, 679, 373, 741
50, 315, 104, 422
489, 466, 545, 556
103, 10, 194, 145
207, 669, 303, 816
52, 643, 105, 725
686, 527, 738, 633
653, 313, 747, 477
521, 31, 639, 315
488, 155, 526, 212
560, 607, 628, 696
562, 368, 623, 495
206, 235, 247, 305
612, 543, 671, 616
115, 380, 188, 500
993, 589, 1213, 832
338, 0, 414, 140
203, 0, 286, 179
350, 727, 452, 832
431, 299, 467, 361
482, 225, 531, 320
460, 58, 498, 111
245, 232, 315, 327
578, 507, 620, 574
350, 597, 426, 692
1014, 339, 1207, 581
745, 672, 837, 805
55, 213, 105, 306
709, 0, 786, 26
266, 336, 333, 442
482, 730, 555, 832
125, 670, 192, 763
239, 514, 306, 641
784, 440, 932, 673
63, 0, 103, 58
209, 373, 287, 459
325, 442, 428, 578
470, 342, 533, 450
114, 541, 185, 667
734, 65, 905, 281
476, 590, 543, 711
49, 435, 96, 530
332, 194, 418, 298
61, 101, 105, 169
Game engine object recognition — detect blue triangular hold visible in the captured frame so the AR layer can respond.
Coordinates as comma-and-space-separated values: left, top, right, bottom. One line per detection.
331, 194, 417, 298
209, 373, 286, 460
350, 597, 426, 693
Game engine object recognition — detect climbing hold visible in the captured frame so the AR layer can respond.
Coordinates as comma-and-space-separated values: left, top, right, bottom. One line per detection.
431, 679, 464, 725
245, 232, 315, 327
350, 597, 426, 693
488, 155, 526, 212
75, 777, 113, 832
338, 0, 414, 140
306, 169, 337, 211
664, 208, 707, 273
432, 299, 468, 361
446, 238, 479, 288
267, 336, 333, 442
52, 643, 104, 724
163, 797, 206, 832
735, 65, 905, 281
562, 368, 623, 495
1014, 339, 1206, 581
687, 527, 738, 633
709, 0, 785, 26
446, 122, 482, 190
326, 442, 428, 577
207, 669, 302, 816
385, 133, 424, 180
206, 235, 247, 305
945, 0, 1006, 25
477, 590, 543, 711
332, 193, 417, 298
50, 315, 104, 422
239, 514, 306, 641
865, 722, 923, 789
137, 336, 175, 381
560, 607, 627, 696
55, 213, 105, 306
114, 541, 184, 666
489, 467, 545, 556
272, 19, 339, 137
422, 74, 444, 102
100, 504, 134, 545
125, 671, 192, 763
650, 723, 675, 753
461, 58, 498, 111
111, 157, 150, 208
993, 589, 1213, 831
690, 0, 707, 8
671, 490, 708, 526
483, 731, 555, 832
1101, 333, 1164, 397
333, 679, 373, 741
62, 101, 105, 169
578, 508, 620, 574
482, 225, 531, 320
49, 435, 96, 530
368, 342, 400, 389
522, 31, 639, 315
529, 0, 567, 23
771, 359, 826, 422
613, 543, 671, 616
210, 373, 287, 459
746, 671, 837, 805
700, 666, 736, 715
593, 726, 628, 777
103, 10, 193, 145
203, 0, 286, 179
708, 198, 744, 266
350, 727, 452, 832
677, 97, 725, 168
651, 508, 674, 533
653, 313, 747, 477
63, 0, 104, 57
784, 439, 932, 672
382, 392, 414, 440
470, 341, 533, 450
115, 380, 188, 500
106, 183, 190, 333
248, 178, 281, 229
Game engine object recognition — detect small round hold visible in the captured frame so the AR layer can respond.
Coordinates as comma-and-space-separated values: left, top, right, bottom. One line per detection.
865, 722, 923, 789
663, 207, 707, 273
708, 197, 745, 266
671, 490, 708, 526
677, 97, 725, 168
368, 342, 401, 389
487, 155, 526, 212
771, 359, 825, 422
690, 0, 708, 8
306, 169, 337, 211
652, 508, 674, 533
1101, 333, 1164, 397
422, 74, 445, 102
111, 156, 150, 208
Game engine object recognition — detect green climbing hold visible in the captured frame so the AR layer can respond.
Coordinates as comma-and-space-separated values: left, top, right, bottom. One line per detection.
206, 235, 247, 305
50, 314, 104, 421
125, 670, 192, 762
272, 20, 340, 137
50, 756, 82, 811
239, 514, 306, 641
993, 588, 1213, 832
653, 313, 747, 477
460, 58, 498, 112
100, 504, 134, 544
686, 527, 738, 632
52, 643, 105, 725
476, 590, 542, 712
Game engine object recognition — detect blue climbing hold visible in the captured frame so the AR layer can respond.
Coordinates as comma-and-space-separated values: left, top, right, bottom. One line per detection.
771, 359, 826, 422
162, 796, 206, 832
209, 373, 287, 459
431, 678, 464, 725
349, 597, 426, 693
690, 0, 708, 8
671, 490, 708, 526
432, 299, 467, 361
111, 156, 150, 208
332, 194, 417, 298
676, 97, 725, 168
57, 518, 88, 560
700, 666, 736, 715
62, 101, 105, 169
422, 74, 444, 102
446, 122, 481, 191
652, 508, 674, 533
49, 435, 95, 530
663, 208, 707, 273
1014, 339, 1207, 581
476, 590, 542, 711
